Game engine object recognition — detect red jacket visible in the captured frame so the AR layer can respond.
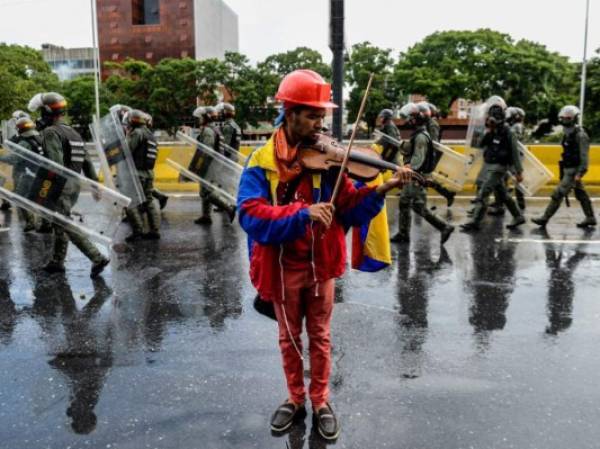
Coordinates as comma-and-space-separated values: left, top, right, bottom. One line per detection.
237, 137, 385, 302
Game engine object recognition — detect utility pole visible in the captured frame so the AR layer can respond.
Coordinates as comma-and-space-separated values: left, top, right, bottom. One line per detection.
579, 0, 591, 126
90, 0, 101, 122
329, 0, 344, 139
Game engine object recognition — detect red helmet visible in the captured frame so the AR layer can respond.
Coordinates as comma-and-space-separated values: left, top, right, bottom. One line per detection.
275, 70, 338, 109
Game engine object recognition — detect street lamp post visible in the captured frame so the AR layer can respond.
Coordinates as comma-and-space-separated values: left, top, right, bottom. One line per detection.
90, 0, 101, 122
329, 0, 344, 140
579, 0, 591, 126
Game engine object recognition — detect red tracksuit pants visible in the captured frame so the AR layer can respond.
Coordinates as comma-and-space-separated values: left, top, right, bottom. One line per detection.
273, 269, 335, 407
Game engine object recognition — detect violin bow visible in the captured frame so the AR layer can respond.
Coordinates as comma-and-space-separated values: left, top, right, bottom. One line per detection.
329, 73, 375, 205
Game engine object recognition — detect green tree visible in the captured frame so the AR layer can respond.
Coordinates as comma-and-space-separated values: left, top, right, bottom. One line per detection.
345, 42, 396, 131
259, 47, 331, 80
583, 49, 600, 141
0, 44, 59, 119
61, 75, 113, 138
393, 29, 577, 123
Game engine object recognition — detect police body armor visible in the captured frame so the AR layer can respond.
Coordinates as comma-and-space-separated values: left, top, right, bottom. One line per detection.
47, 124, 87, 173
409, 129, 436, 175
227, 121, 241, 151
132, 127, 158, 171
18, 134, 44, 156
483, 125, 512, 166
210, 124, 222, 155
561, 127, 582, 169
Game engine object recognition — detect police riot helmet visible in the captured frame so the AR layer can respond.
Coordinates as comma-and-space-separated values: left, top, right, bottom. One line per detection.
416, 101, 433, 118
506, 106, 525, 124
12, 110, 30, 121
193, 106, 207, 119
399, 102, 426, 126
15, 117, 36, 133
110, 104, 132, 123
485, 96, 507, 126
206, 106, 219, 122
218, 102, 235, 118
558, 105, 580, 127
427, 103, 440, 118
122, 109, 147, 128
28, 92, 67, 117
378, 108, 394, 120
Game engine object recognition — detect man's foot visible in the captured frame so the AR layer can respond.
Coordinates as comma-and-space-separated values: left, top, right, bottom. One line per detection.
390, 233, 410, 244
158, 196, 169, 210
23, 224, 36, 233
531, 217, 548, 228
313, 403, 340, 441
460, 222, 479, 233
270, 401, 306, 433
576, 217, 597, 228
43, 261, 65, 274
90, 258, 110, 279
125, 232, 144, 243
506, 216, 526, 229
194, 216, 212, 226
143, 231, 161, 240
440, 225, 455, 245
487, 207, 506, 216
446, 192, 456, 208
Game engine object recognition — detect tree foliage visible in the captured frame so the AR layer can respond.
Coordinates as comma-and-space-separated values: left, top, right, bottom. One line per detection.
583, 49, 600, 139
393, 29, 577, 123
345, 42, 397, 131
0, 44, 59, 119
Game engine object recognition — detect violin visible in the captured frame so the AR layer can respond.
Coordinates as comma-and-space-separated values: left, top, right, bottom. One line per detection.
299, 133, 427, 185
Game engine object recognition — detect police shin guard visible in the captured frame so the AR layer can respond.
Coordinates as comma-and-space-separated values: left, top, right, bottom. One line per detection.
532, 197, 561, 227
577, 196, 597, 228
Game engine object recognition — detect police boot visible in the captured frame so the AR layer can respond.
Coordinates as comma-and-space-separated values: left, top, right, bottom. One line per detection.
532, 197, 561, 228
577, 198, 597, 228
43, 261, 66, 274
0, 200, 11, 211
90, 258, 110, 279
390, 232, 410, 244
505, 198, 525, 229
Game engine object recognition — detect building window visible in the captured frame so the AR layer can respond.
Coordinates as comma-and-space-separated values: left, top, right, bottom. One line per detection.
132, 0, 160, 25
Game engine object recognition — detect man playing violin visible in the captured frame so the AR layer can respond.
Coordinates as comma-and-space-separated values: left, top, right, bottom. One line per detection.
237, 69, 413, 440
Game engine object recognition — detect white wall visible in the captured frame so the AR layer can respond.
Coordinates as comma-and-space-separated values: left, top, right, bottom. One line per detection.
194, 0, 239, 60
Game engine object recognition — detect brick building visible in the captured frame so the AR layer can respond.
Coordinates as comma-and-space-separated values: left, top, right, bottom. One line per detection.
97, 0, 238, 68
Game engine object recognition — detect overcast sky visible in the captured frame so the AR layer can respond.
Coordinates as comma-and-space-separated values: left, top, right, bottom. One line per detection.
0, 0, 597, 63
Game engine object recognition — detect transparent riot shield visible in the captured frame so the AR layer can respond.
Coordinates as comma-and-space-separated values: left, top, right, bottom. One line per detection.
168, 132, 242, 220
0, 141, 130, 245
430, 142, 470, 192
372, 130, 469, 191
1, 120, 17, 145
510, 143, 553, 196
91, 113, 146, 208
465, 103, 487, 150
219, 141, 246, 166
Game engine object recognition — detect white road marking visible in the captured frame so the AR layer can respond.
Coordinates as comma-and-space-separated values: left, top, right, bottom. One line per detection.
496, 237, 600, 245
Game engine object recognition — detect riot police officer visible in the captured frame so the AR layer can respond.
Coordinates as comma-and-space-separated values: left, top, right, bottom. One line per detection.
532, 106, 596, 228
1, 110, 31, 211
28, 92, 109, 277
461, 97, 525, 232
418, 101, 456, 207
375, 108, 401, 163
143, 113, 169, 210
10, 116, 44, 231
193, 106, 220, 225
218, 102, 241, 158
123, 109, 161, 241
392, 103, 454, 245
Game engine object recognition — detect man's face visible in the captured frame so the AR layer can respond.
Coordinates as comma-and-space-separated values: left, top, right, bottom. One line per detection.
288, 107, 326, 142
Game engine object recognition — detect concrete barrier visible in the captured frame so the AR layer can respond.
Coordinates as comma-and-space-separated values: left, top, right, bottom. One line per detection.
153, 143, 600, 195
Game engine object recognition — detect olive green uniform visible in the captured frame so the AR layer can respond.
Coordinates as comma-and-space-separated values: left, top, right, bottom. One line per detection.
426, 117, 455, 203
466, 124, 524, 227
536, 126, 595, 224
197, 125, 217, 219
221, 117, 241, 159
125, 126, 160, 235
42, 122, 105, 266
11, 130, 43, 227
397, 127, 452, 239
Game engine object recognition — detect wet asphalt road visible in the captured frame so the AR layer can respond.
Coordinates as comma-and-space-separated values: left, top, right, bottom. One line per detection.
1, 196, 600, 449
